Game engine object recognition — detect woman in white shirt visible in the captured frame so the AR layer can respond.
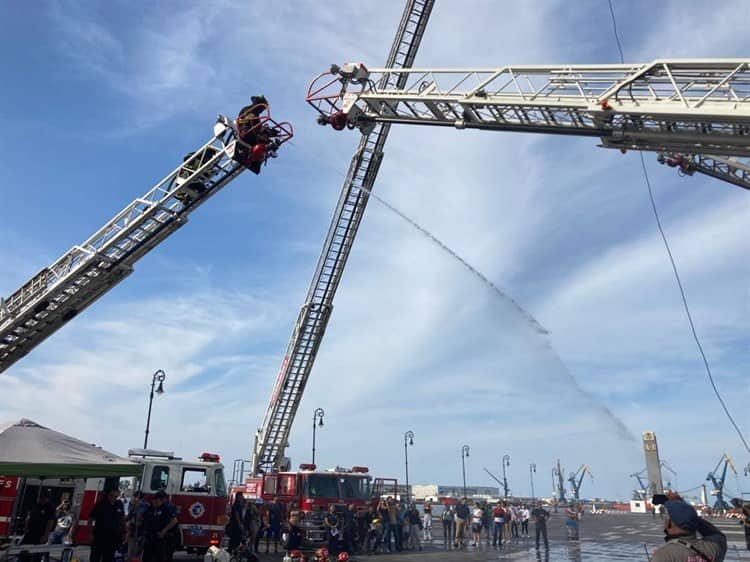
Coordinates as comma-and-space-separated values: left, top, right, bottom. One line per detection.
470, 503, 484, 547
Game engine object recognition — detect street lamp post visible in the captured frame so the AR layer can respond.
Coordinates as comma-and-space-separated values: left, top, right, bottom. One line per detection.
461, 445, 470, 499
529, 463, 537, 500
312, 408, 325, 465
143, 369, 166, 449
502, 455, 511, 498
404, 431, 414, 504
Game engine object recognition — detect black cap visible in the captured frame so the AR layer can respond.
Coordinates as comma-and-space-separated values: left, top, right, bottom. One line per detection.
154, 490, 168, 499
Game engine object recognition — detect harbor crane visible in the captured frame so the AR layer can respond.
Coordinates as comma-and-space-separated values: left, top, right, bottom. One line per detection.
568, 464, 593, 502
707, 452, 738, 511
630, 469, 649, 500
553, 459, 567, 505
631, 460, 677, 499
0, 100, 292, 373
660, 459, 678, 490
483, 467, 510, 497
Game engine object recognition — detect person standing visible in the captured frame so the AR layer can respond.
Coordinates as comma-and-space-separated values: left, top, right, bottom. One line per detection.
88, 487, 126, 562
652, 495, 726, 562
422, 501, 432, 541
454, 498, 469, 548
243, 499, 259, 553
406, 504, 422, 551
491, 502, 505, 547
441, 505, 455, 550
48, 499, 74, 545
227, 492, 245, 552
125, 492, 148, 560
732, 498, 750, 552
266, 497, 283, 554
142, 491, 178, 562
520, 505, 530, 537
356, 505, 373, 553
531, 501, 550, 550
510, 504, 520, 538
470, 502, 483, 547
22, 492, 56, 546
324, 505, 340, 556
341, 504, 355, 554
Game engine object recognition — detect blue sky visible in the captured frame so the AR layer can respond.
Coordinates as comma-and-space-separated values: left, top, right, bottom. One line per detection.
1, 0, 749, 501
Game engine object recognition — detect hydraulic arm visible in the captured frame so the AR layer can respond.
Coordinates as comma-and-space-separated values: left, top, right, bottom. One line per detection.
307, 60, 750, 189
0, 103, 292, 373
250, 0, 434, 475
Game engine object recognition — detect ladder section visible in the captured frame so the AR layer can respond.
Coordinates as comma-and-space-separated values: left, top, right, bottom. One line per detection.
1, 118, 245, 373
309, 60, 750, 157
658, 154, 750, 190
251, 0, 435, 475
2, 101, 293, 374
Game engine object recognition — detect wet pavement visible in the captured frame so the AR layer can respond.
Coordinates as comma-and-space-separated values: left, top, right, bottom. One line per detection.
180, 513, 750, 561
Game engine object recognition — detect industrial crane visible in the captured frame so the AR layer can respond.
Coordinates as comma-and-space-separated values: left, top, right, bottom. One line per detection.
553, 459, 567, 505
568, 464, 593, 502
706, 452, 738, 511
249, 0, 434, 475
0, 100, 292, 373
630, 469, 649, 500
660, 459, 678, 490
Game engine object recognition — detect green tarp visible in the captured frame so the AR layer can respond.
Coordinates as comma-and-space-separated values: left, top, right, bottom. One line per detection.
0, 419, 140, 477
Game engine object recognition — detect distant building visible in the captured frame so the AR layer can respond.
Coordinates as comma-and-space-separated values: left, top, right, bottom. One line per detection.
412, 484, 500, 500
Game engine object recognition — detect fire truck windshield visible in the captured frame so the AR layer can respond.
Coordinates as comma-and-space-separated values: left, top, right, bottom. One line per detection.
303, 474, 371, 500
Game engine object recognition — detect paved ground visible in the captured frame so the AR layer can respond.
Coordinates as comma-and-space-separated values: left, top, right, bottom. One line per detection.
182, 513, 750, 561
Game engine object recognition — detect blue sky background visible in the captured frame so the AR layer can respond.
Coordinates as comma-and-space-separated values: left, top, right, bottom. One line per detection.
1, 0, 749, 501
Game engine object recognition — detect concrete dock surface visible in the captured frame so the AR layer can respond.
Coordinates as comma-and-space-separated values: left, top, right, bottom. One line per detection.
182, 512, 750, 561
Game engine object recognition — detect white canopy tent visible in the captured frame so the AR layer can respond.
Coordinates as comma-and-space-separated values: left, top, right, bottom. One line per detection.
0, 419, 139, 477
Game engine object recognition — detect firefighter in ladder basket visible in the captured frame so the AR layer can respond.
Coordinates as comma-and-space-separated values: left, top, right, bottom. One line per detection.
234, 95, 280, 175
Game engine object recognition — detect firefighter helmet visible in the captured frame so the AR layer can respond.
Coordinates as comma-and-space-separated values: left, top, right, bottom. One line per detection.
337, 553, 349, 562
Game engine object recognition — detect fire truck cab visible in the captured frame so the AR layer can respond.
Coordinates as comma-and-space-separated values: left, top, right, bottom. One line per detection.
234, 464, 396, 546
0, 450, 227, 553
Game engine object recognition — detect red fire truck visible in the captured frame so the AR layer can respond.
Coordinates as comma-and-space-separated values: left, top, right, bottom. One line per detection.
0, 450, 228, 553
232, 463, 397, 546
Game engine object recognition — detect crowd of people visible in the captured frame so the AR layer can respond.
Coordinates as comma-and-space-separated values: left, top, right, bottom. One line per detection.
11, 488, 749, 562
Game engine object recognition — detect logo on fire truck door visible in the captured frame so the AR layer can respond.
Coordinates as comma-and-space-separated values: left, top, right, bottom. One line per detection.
189, 502, 205, 519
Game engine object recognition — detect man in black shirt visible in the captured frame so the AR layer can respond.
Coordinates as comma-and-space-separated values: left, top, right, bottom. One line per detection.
530, 501, 550, 550
143, 491, 178, 562
21, 492, 56, 545
89, 487, 125, 562
324, 505, 340, 556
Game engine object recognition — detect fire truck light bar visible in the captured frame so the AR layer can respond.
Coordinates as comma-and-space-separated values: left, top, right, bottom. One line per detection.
299, 463, 317, 471
200, 452, 221, 462
352, 466, 369, 473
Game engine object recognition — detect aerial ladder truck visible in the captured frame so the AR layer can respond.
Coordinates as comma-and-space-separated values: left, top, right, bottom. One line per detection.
706, 452, 738, 511
253, 4, 750, 478
568, 464, 593, 502
248, 0, 434, 476
0, 99, 292, 373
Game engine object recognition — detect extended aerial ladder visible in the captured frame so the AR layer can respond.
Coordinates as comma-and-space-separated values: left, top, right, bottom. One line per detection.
250, 6, 750, 475
249, 0, 434, 475
0, 101, 292, 373
706, 452, 738, 511
568, 464, 593, 502
307, 60, 750, 190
